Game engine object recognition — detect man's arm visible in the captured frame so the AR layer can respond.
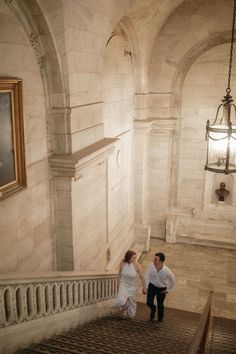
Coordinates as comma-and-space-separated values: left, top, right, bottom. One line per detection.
166, 268, 176, 293
145, 265, 152, 288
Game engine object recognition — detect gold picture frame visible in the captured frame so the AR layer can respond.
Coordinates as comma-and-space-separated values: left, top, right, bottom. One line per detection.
0, 78, 26, 200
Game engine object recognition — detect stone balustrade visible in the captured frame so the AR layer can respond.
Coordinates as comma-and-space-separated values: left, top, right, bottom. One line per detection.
0, 272, 117, 328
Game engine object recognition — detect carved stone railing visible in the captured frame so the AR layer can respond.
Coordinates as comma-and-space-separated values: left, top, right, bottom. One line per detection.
0, 272, 117, 328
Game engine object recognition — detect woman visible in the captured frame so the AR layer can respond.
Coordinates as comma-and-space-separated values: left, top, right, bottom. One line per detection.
112, 250, 147, 318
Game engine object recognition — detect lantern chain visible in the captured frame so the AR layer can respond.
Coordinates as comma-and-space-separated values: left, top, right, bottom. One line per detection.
227, 0, 236, 93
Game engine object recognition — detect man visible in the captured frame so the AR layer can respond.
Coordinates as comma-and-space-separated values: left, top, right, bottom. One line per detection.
146, 252, 175, 322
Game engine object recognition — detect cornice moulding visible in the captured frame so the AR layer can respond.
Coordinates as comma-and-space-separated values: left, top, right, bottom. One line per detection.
50, 138, 118, 180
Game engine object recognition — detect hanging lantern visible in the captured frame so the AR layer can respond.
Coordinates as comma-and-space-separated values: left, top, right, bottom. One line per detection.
205, 0, 236, 174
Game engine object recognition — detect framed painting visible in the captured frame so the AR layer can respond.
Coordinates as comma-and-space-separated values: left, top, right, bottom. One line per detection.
0, 78, 26, 200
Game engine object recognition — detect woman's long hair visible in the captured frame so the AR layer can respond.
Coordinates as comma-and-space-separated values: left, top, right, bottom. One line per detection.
123, 250, 136, 263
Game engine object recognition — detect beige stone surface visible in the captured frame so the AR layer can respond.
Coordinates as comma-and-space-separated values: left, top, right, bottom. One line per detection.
0, 1, 235, 330
0, 0, 53, 273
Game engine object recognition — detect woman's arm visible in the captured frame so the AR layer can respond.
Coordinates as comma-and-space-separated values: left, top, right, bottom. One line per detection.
117, 261, 123, 289
135, 262, 147, 294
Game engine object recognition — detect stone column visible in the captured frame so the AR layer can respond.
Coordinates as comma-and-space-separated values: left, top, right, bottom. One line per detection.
149, 118, 177, 238
134, 93, 150, 120
134, 119, 153, 224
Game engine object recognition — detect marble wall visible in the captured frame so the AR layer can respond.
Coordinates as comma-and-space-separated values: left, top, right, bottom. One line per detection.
50, 14, 135, 271
139, 2, 236, 240
163, 44, 236, 247
0, 0, 53, 272
178, 44, 236, 210
148, 125, 173, 237
72, 159, 107, 271
103, 28, 134, 137
0, 0, 137, 274
1, 0, 236, 278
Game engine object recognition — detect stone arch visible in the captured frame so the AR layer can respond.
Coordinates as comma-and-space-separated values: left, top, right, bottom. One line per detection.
103, 17, 141, 88
171, 32, 232, 117
119, 17, 142, 93
102, 21, 135, 137
149, 0, 233, 114
152, 29, 233, 209
6, 0, 66, 154
169, 34, 234, 208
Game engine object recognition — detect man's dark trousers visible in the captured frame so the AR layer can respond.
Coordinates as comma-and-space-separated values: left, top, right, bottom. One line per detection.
147, 283, 167, 321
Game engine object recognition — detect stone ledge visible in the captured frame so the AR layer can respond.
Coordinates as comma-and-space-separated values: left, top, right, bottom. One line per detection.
49, 138, 118, 179
166, 206, 236, 248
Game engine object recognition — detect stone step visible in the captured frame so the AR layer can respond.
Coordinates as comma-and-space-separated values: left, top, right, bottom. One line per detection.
209, 316, 236, 354
17, 302, 236, 354
17, 303, 201, 354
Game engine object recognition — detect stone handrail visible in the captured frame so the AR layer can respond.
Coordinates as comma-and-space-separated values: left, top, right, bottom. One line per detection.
0, 271, 117, 328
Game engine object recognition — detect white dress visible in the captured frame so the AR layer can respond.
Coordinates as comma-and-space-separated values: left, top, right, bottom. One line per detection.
112, 262, 138, 318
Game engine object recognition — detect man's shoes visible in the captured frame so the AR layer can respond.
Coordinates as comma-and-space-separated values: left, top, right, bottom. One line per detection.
157, 319, 163, 323
150, 306, 156, 321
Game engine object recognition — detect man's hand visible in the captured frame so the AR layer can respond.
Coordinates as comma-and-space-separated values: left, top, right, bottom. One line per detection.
142, 287, 147, 295
162, 290, 168, 295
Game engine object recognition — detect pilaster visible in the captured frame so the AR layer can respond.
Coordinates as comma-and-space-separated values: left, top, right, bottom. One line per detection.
134, 119, 153, 224
50, 138, 117, 270
134, 117, 178, 238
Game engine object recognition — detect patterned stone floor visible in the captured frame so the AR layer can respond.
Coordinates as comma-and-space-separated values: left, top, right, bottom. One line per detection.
18, 303, 200, 354
138, 238, 236, 321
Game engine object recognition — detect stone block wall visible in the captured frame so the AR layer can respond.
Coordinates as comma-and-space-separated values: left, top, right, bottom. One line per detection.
0, 0, 53, 273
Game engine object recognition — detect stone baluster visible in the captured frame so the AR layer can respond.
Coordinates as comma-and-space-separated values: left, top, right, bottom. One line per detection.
84, 281, 88, 305
0, 287, 4, 327
61, 282, 66, 311
11, 286, 18, 324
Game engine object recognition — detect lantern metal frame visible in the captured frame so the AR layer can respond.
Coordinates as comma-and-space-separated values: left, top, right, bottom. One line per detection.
205, 0, 236, 174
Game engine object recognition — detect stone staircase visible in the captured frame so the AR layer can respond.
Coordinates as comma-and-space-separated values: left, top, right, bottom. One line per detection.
17, 302, 201, 354
208, 316, 236, 354
11, 238, 236, 354
16, 302, 236, 354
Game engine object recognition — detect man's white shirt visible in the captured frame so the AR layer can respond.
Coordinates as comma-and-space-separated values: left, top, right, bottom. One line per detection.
146, 264, 176, 292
